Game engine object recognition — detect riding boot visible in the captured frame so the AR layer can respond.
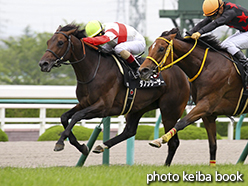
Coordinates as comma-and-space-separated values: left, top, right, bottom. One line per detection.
120, 50, 140, 79
127, 57, 141, 79
234, 51, 248, 87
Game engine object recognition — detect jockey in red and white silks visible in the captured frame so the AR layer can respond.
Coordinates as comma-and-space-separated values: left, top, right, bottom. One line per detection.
83, 21, 145, 77
83, 22, 145, 56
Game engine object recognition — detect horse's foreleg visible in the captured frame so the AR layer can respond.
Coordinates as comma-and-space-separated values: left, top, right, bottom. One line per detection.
54, 104, 88, 155
93, 112, 142, 153
55, 100, 105, 153
150, 111, 181, 166
202, 116, 217, 167
165, 134, 180, 166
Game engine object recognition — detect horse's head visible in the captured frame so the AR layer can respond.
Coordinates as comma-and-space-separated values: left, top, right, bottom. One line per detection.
39, 25, 78, 72
139, 32, 177, 81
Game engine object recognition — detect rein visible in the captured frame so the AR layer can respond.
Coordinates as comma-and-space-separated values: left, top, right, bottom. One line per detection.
146, 36, 209, 82
188, 48, 209, 82
46, 31, 101, 84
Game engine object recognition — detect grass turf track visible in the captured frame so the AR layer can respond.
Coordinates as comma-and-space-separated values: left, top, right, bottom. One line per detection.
0, 164, 247, 186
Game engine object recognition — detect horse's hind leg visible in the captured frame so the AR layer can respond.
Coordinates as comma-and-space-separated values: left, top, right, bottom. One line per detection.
202, 116, 217, 166
151, 100, 209, 145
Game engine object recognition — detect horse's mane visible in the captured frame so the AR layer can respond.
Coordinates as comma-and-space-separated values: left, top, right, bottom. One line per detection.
59, 24, 87, 39
59, 24, 112, 57
160, 28, 226, 52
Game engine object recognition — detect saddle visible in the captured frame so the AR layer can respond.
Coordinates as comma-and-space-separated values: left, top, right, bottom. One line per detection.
111, 53, 166, 115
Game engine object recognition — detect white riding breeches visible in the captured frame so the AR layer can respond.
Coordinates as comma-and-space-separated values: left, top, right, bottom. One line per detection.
220, 30, 248, 55
102, 33, 146, 55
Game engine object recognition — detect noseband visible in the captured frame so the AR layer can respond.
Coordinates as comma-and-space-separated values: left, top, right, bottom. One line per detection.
146, 36, 198, 72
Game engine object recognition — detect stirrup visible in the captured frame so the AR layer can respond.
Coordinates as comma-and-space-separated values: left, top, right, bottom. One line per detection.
129, 70, 139, 79
244, 71, 248, 77
245, 75, 248, 88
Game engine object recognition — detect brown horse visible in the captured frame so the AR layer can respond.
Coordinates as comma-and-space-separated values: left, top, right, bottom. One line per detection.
139, 27, 246, 166
38, 24, 190, 166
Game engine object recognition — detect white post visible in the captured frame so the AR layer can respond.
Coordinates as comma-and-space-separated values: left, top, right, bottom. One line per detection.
118, 115, 125, 135
155, 109, 160, 120
228, 120, 234, 140
39, 107, 46, 136
185, 105, 194, 114
196, 121, 201, 127
81, 120, 86, 127
0, 108, 5, 131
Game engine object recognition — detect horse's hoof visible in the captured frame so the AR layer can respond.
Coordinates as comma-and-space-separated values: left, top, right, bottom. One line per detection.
54, 143, 64, 152
92, 145, 105, 154
149, 140, 161, 148
79, 144, 89, 156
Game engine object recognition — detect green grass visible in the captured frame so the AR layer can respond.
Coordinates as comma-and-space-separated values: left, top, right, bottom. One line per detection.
0, 164, 247, 186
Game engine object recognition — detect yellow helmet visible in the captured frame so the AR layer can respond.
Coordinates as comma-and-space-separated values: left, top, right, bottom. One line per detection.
85, 20, 104, 37
202, 0, 224, 16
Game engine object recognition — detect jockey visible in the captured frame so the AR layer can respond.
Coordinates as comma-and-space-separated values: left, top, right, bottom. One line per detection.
83, 20, 146, 77
188, 0, 248, 76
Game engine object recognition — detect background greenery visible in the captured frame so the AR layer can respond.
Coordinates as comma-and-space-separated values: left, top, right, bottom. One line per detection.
0, 29, 76, 85
0, 129, 8, 141
0, 24, 152, 85
134, 124, 222, 141
39, 124, 224, 141
38, 125, 103, 141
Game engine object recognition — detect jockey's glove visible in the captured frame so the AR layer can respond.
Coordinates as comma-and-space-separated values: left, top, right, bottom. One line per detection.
191, 32, 201, 40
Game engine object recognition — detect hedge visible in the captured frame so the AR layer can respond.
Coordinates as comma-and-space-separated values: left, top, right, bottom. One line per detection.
145, 125, 222, 140
135, 125, 155, 140
5, 108, 69, 118
240, 126, 248, 139
38, 125, 103, 141
178, 125, 222, 140
0, 129, 8, 141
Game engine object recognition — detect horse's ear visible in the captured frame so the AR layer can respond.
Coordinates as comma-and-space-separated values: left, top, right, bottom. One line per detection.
56, 25, 62, 32
65, 28, 77, 36
170, 33, 177, 40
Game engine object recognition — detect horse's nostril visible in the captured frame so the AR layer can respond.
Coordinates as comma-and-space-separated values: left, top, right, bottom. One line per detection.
140, 67, 150, 74
39, 61, 49, 67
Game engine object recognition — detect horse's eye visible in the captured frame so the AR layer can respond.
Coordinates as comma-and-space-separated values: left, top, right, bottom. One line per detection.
159, 47, 165, 52
58, 41, 64, 47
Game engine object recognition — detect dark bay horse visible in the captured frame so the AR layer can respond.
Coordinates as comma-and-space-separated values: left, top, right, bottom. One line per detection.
139, 28, 247, 166
39, 24, 190, 166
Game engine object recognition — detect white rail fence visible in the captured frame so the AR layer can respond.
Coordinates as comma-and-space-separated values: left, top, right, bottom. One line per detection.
0, 85, 246, 139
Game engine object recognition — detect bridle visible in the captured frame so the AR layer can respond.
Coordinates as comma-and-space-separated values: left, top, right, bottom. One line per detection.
46, 31, 100, 84
46, 31, 86, 67
146, 36, 209, 82
146, 36, 198, 73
